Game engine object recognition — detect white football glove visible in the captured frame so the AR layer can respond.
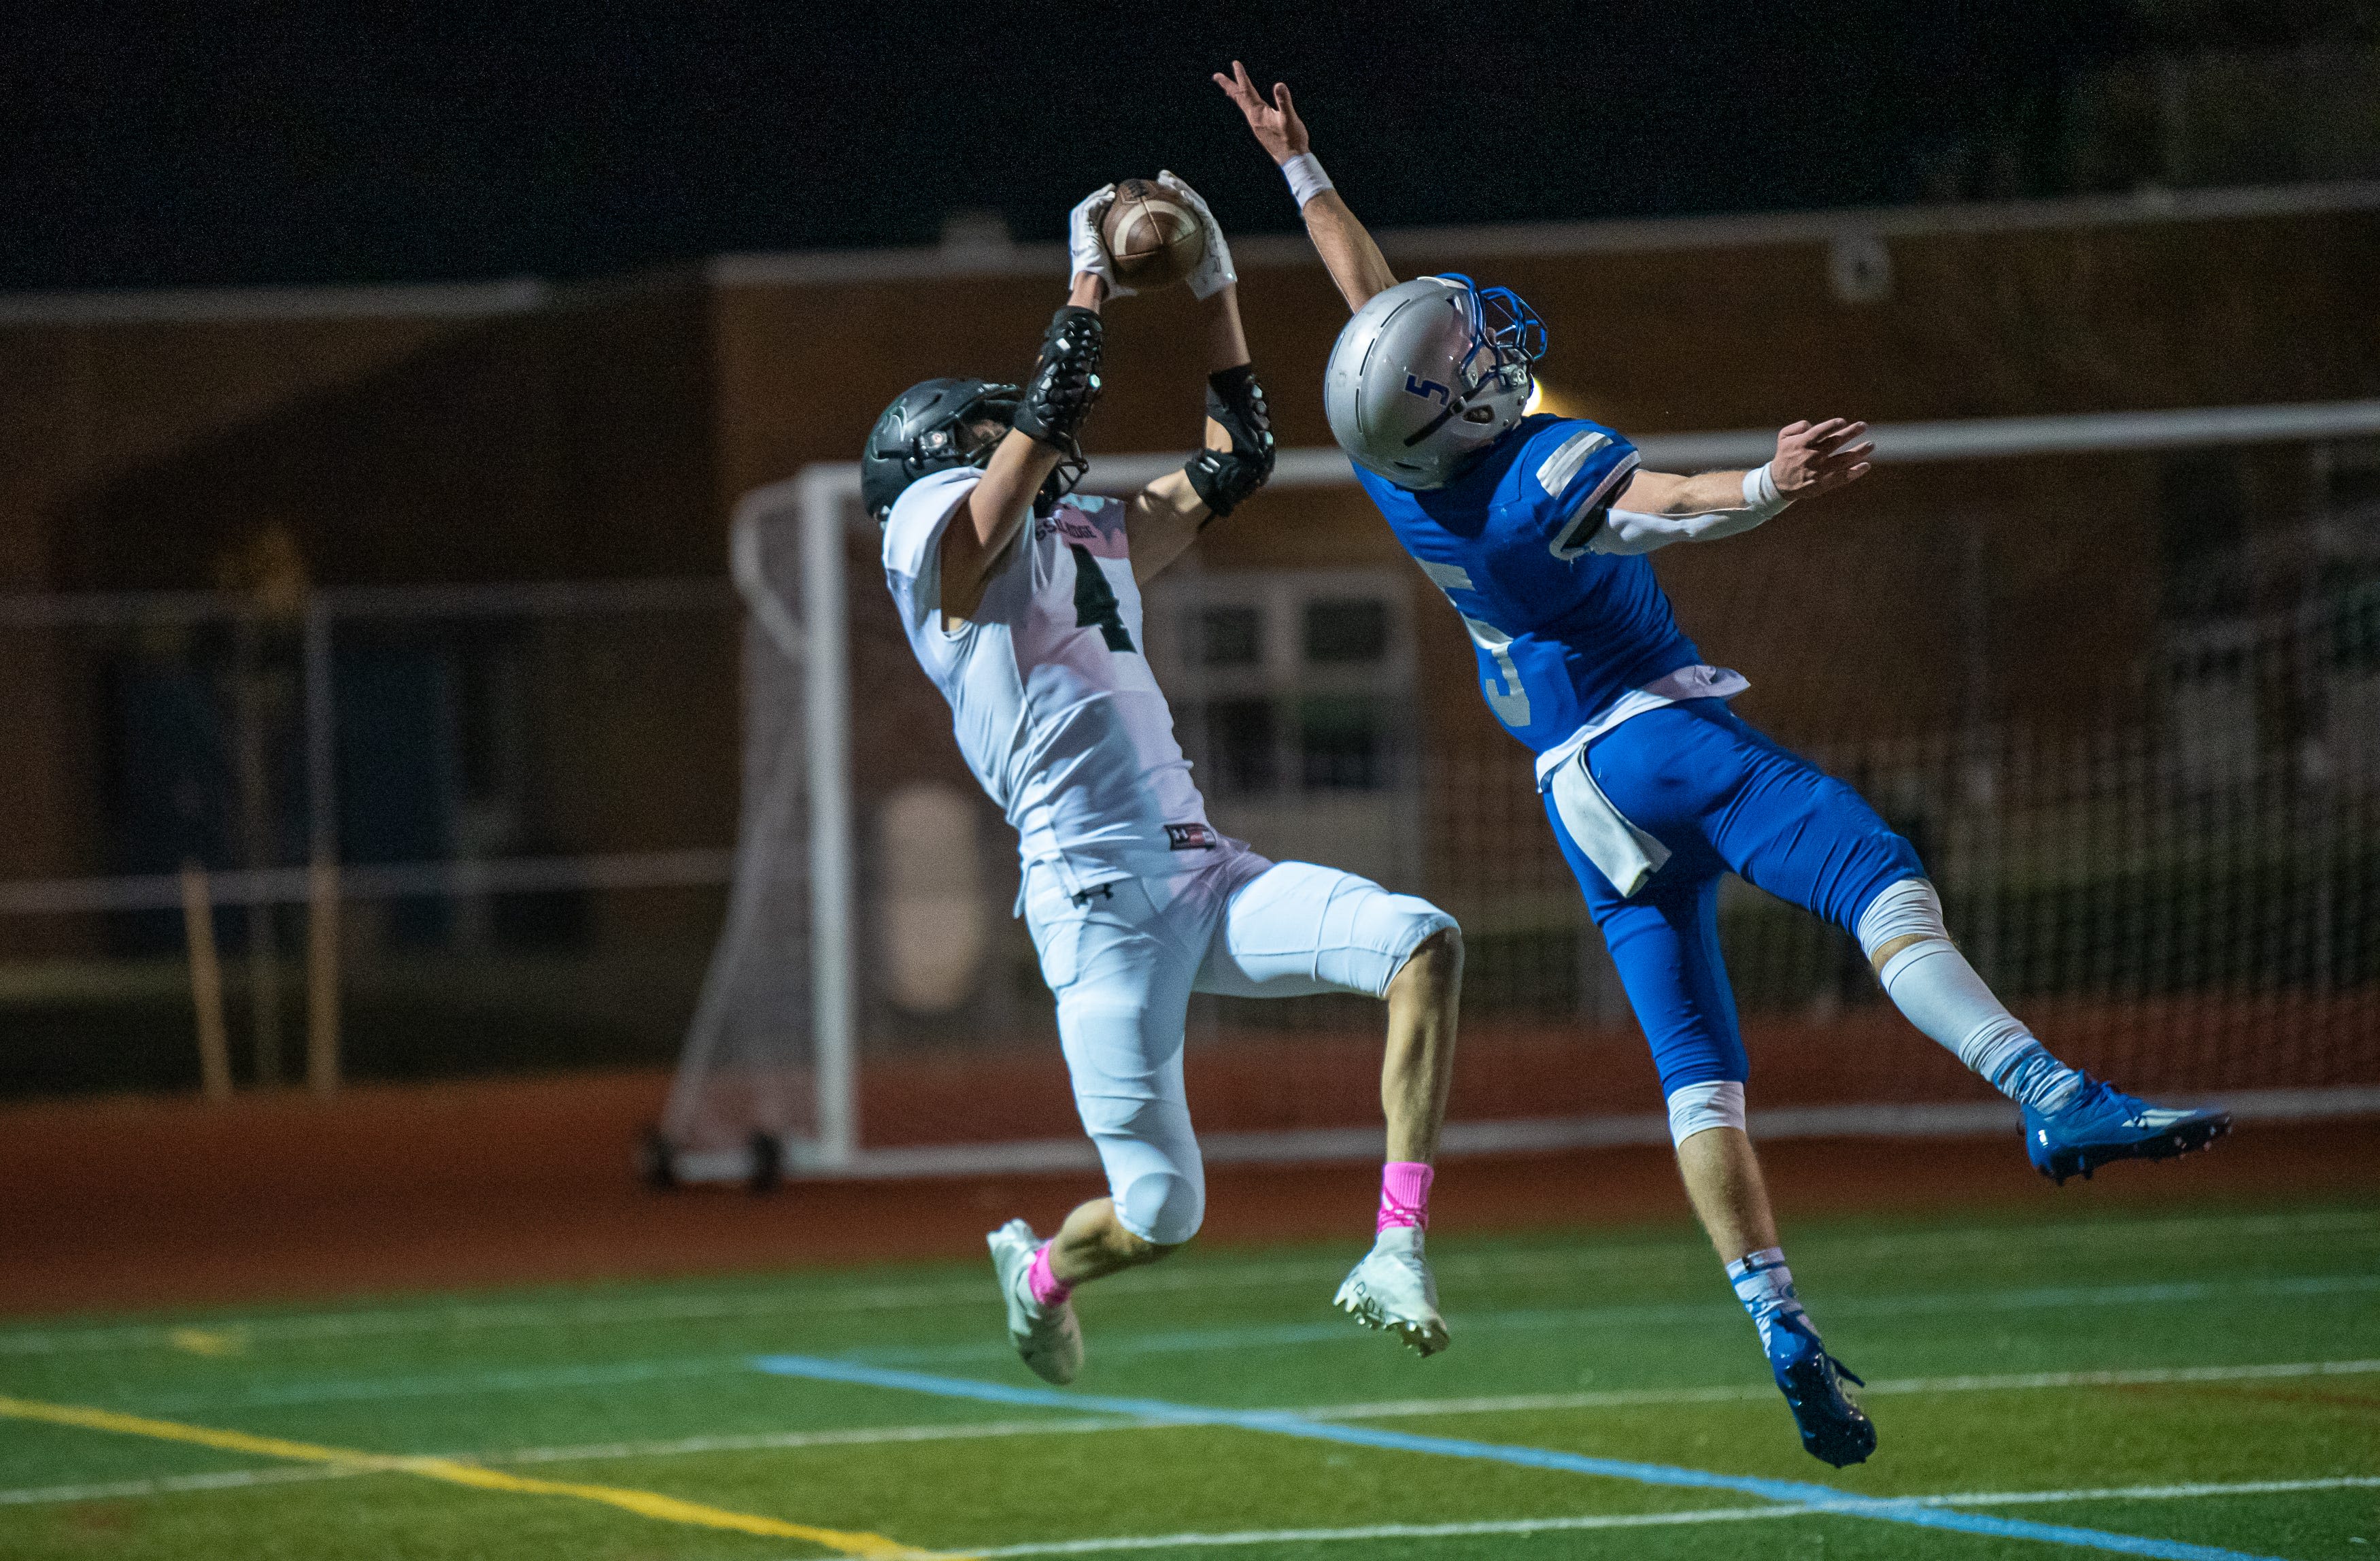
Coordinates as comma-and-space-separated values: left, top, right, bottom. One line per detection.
1068, 184, 1131, 297
1156, 169, 1236, 300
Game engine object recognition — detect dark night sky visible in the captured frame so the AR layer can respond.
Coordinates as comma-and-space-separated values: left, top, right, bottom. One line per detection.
3, 1, 2147, 293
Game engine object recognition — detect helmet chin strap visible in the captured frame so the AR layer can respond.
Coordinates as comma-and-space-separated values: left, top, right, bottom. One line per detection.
1032, 451, 1088, 518
1401, 352, 1531, 448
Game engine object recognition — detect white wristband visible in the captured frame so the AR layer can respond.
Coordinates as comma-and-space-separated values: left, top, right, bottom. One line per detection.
1741, 462, 1788, 518
1280, 152, 1333, 207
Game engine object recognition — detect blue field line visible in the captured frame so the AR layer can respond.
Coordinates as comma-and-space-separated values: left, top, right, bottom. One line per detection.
749, 1355, 2286, 1561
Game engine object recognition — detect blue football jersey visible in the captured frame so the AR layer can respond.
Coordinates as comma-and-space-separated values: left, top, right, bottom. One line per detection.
1355, 414, 1703, 753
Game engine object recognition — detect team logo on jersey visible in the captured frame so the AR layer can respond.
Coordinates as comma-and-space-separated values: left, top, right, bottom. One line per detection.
1165, 822, 1219, 851
1404, 375, 1451, 405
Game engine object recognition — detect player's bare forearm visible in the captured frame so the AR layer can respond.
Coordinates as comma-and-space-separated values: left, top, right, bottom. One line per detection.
1612, 420, 1875, 533
940, 277, 1109, 620
1126, 471, 1207, 586
1204, 282, 1250, 375
1127, 288, 1246, 584
1213, 62, 1393, 311
941, 431, 1064, 620
1302, 190, 1397, 313
1613, 468, 1749, 517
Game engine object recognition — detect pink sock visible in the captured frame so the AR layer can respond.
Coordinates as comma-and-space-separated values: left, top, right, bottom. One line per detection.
1026, 1242, 1072, 1307
1378, 1160, 1434, 1232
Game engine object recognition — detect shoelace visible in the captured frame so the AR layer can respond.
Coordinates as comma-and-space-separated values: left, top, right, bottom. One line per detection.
2051, 1075, 2147, 1129
2086, 1077, 2156, 1129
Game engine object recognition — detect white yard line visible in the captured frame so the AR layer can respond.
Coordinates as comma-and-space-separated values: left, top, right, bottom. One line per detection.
48, 1304, 2380, 1416
0, 1420, 1118, 1508
490, 1415, 1123, 1464
5, 1207, 2370, 1357
3, 1360, 2371, 1511
1947, 1475, 2380, 1507
1314, 1358, 2380, 1420
937, 1476, 2380, 1558
126, 1356, 749, 1413
951, 1507, 1801, 1555
861, 1273, 2380, 1368
0, 1464, 359, 1506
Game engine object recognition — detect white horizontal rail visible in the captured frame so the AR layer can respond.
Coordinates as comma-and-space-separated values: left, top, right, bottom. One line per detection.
1062, 398, 2380, 494
1639, 399, 2380, 473
0, 849, 733, 917
0, 577, 731, 629
703, 180, 2380, 289
669, 1085, 2380, 1183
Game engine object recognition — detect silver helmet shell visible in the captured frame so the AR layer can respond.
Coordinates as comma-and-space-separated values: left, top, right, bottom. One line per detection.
1324, 274, 1543, 490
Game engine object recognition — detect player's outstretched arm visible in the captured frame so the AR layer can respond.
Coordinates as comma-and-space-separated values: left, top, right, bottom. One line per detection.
1214, 61, 1395, 313
1593, 419, 1873, 555
1126, 178, 1276, 584
940, 271, 1106, 620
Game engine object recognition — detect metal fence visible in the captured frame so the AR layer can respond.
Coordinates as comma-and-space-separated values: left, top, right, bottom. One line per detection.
664, 410, 2380, 1179
0, 580, 737, 1097
13, 408, 2380, 1162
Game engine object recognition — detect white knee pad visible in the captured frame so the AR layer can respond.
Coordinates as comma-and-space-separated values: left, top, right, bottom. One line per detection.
1117, 1166, 1204, 1247
1666, 1081, 1746, 1145
1855, 877, 1950, 967
1204, 858, 1459, 1000
1299, 868, 1457, 998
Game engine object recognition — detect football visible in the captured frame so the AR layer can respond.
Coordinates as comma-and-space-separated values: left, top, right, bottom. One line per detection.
1100, 178, 1206, 290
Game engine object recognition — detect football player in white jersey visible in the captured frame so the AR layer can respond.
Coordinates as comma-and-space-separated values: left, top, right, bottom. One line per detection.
866, 176, 1465, 1384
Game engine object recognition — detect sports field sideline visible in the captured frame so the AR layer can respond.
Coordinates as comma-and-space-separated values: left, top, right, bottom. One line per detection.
2, 1198, 2373, 1560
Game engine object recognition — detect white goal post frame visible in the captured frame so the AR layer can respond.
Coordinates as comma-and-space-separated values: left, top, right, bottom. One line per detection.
702, 399, 2380, 1183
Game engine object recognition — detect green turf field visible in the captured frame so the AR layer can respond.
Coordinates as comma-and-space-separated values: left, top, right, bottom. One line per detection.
1, 1198, 2374, 1559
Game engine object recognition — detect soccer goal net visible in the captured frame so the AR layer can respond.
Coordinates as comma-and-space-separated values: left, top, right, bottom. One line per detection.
658, 401, 2380, 1184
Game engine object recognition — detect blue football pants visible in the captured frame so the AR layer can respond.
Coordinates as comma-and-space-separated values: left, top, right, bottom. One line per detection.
1543, 699, 1924, 1096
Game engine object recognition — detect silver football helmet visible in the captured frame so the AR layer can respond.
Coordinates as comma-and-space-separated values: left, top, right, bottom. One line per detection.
1324, 274, 1546, 490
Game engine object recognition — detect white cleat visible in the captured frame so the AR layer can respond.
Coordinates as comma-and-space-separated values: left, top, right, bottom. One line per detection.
1333, 1224, 1450, 1356
986, 1218, 1083, 1385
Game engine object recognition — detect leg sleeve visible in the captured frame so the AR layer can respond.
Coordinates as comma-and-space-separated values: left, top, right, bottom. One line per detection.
1546, 784, 1748, 1095
1194, 859, 1456, 1001
1025, 877, 1206, 1245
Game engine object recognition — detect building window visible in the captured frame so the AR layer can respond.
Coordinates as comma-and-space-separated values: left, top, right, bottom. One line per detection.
1144, 567, 1421, 889
1148, 569, 1414, 803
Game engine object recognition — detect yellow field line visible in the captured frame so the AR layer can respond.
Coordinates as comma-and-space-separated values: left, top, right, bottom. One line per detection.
0, 1394, 952, 1558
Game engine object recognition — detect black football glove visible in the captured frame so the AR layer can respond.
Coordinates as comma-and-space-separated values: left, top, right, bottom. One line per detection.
1013, 306, 1104, 454
1184, 363, 1276, 523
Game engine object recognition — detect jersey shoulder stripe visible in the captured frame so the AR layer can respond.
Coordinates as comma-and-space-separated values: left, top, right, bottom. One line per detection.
1535, 426, 1612, 495
1518, 418, 1640, 561
1416, 558, 1474, 592
1548, 450, 1640, 559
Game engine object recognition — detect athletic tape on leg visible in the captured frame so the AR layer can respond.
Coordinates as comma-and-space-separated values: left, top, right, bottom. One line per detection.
1853, 877, 1945, 963
1665, 1081, 1746, 1145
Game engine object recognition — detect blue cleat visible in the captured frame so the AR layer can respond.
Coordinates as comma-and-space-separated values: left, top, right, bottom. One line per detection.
1767, 1313, 1875, 1467
2023, 1077, 2232, 1186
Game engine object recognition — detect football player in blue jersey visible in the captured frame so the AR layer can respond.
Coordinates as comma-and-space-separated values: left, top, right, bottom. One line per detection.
1218, 61, 2232, 1468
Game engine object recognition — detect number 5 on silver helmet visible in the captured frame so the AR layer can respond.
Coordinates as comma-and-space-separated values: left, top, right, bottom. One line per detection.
1324, 274, 1545, 490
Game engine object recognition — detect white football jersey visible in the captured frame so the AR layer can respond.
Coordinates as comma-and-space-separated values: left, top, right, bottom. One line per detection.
883, 467, 1217, 893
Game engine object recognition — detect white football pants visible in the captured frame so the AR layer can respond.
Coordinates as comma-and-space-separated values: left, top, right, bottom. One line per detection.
1021, 843, 1456, 1245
